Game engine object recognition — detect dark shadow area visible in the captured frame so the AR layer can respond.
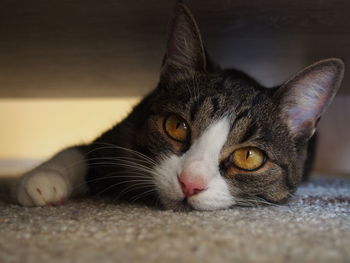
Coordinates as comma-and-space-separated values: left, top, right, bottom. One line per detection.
0, 0, 349, 97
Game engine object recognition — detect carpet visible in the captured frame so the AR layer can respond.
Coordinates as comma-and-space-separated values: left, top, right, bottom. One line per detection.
0, 175, 349, 263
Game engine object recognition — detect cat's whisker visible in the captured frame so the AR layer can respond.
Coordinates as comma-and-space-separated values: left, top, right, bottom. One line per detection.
111, 184, 155, 204
87, 143, 157, 165
237, 199, 259, 206
254, 196, 282, 207
68, 156, 160, 194
242, 201, 261, 207
236, 198, 264, 207
96, 180, 155, 197
234, 201, 255, 207
130, 189, 157, 203
86, 156, 155, 167
73, 175, 154, 193
287, 192, 296, 198
85, 176, 153, 186
63, 143, 157, 171
114, 178, 157, 198
62, 157, 155, 176
84, 161, 156, 175
86, 161, 154, 173
55, 149, 156, 177
71, 167, 155, 192
84, 155, 156, 170
234, 196, 281, 207
112, 183, 155, 202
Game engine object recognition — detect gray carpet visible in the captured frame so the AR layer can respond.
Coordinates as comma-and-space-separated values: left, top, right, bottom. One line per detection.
0, 176, 349, 263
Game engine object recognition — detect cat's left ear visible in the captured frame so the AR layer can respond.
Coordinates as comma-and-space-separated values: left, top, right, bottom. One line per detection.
275, 58, 345, 141
160, 3, 215, 81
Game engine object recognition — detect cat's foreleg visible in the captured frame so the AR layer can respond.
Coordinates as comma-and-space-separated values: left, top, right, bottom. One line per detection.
13, 146, 88, 207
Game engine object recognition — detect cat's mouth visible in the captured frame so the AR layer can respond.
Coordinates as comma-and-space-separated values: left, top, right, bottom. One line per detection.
168, 198, 194, 212
158, 194, 195, 211
180, 198, 195, 211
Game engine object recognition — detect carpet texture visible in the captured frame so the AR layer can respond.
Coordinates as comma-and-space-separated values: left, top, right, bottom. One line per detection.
0, 176, 349, 263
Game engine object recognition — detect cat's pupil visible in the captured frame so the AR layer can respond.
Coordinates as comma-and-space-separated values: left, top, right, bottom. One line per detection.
246, 150, 251, 160
176, 122, 181, 129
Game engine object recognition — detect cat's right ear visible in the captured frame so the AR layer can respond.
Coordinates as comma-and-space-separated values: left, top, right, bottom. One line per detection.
275, 58, 345, 142
160, 3, 208, 81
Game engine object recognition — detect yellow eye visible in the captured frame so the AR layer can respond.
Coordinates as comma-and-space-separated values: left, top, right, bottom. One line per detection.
231, 147, 266, 171
164, 114, 190, 142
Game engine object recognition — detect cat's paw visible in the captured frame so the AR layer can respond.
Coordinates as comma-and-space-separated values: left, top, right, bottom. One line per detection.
15, 170, 72, 207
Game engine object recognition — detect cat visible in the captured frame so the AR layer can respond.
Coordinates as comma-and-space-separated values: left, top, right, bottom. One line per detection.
12, 3, 344, 211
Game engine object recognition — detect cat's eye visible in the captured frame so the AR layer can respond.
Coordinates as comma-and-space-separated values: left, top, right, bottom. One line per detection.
230, 147, 266, 171
164, 114, 190, 143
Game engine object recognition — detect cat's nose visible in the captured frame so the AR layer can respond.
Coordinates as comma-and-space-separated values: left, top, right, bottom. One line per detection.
178, 172, 208, 197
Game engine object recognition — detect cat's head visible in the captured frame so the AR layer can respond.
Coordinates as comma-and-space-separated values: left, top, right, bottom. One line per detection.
133, 3, 345, 210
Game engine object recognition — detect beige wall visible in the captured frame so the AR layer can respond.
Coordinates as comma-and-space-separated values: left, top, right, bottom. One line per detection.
0, 98, 139, 173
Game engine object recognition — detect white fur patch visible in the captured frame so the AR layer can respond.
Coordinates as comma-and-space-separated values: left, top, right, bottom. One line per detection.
14, 147, 88, 207
153, 117, 235, 210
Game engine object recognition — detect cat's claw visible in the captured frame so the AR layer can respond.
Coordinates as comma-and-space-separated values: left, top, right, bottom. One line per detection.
15, 170, 72, 207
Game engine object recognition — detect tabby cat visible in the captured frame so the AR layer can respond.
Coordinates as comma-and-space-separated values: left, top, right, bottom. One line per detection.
13, 3, 344, 211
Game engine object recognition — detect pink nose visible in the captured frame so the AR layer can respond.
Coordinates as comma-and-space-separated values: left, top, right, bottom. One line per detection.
178, 172, 207, 197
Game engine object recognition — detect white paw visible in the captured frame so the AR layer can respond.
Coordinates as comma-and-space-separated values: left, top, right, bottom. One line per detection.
15, 169, 72, 207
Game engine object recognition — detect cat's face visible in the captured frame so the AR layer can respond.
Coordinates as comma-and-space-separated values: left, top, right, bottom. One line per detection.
132, 4, 344, 210
137, 73, 298, 210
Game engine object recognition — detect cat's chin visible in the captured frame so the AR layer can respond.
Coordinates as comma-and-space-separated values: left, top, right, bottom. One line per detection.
160, 199, 193, 212
160, 196, 235, 211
